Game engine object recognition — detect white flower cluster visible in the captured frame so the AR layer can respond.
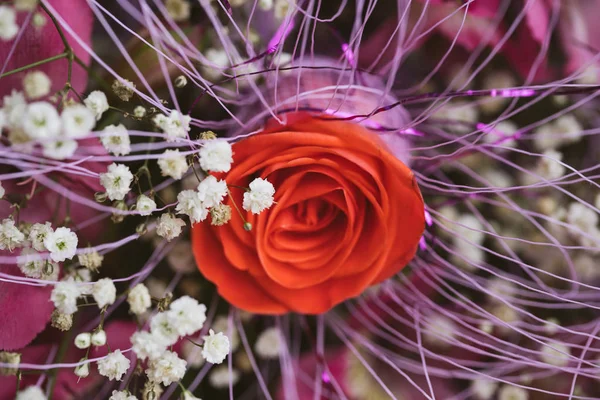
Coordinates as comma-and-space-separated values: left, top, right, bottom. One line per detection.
1, 220, 78, 268
51, 275, 116, 315
84, 91, 109, 120
440, 212, 486, 271
97, 349, 130, 381
158, 149, 189, 180
100, 163, 134, 201
156, 214, 187, 241
136, 194, 157, 216
128, 296, 216, 387
153, 110, 191, 142
0, 218, 25, 251
243, 178, 276, 214
0, 6, 19, 41
127, 283, 152, 315
534, 114, 583, 151
109, 390, 137, 400
100, 124, 131, 156
0, 90, 97, 159
15, 386, 46, 400
176, 175, 227, 224
199, 139, 233, 172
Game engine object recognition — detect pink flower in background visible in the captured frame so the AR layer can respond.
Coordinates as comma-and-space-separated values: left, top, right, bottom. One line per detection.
0, 0, 93, 98
0, 321, 136, 400
0, 0, 98, 352
0, 155, 107, 351
370, 0, 598, 83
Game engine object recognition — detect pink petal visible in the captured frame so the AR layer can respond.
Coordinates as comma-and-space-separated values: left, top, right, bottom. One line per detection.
0, 321, 136, 399
0, 0, 93, 99
0, 264, 55, 351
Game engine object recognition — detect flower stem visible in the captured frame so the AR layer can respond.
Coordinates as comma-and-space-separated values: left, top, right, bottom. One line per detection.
0, 53, 68, 78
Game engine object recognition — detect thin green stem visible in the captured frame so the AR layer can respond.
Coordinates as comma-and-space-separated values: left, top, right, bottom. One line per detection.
0, 53, 68, 78
40, 2, 71, 51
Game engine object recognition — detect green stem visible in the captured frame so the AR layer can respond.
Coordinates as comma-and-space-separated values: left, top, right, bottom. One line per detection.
40, 2, 71, 51
0, 53, 68, 78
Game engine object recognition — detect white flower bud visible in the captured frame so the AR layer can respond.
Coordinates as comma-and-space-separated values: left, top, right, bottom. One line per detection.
75, 333, 91, 349
91, 330, 107, 346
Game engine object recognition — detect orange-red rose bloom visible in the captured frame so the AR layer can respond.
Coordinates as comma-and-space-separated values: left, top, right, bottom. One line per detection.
192, 113, 425, 314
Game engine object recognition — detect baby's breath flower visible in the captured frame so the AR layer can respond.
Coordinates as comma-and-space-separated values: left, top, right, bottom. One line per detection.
74, 332, 91, 349
0, 218, 25, 251
15, 386, 46, 400
127, 283, 151, 315
133, 106, 146, 118
209, 365, 240, 388
51, 310, 73, 331
74, 362, 89, 378
274, 0, 290, 19
202, 329, 230, 364
423, 314, 457, 348
259, 0, 273, 11
97, 349, 130, 381
169, 296, 207, 336
157, 149, 189, 180
176, 190, 208, 224
471, 378, 498, 400
210, 204, 232, 226
112, 79, 136, 102
480, 71, 516, 114
100, 124, 131, 156
142, 381, 163, 400
145, 350, 187, 386
42, 139, 78, 160
23, 70, 51, 99
131, 331, 166, 361
100, 163, 134, 201
32, 12, 45, 28
61, 104, 95, 138
165, 0, 191, 21
136, 195, 157, 216
0, 6, 18, 41
92, 278, 117, 309
199, 140, 233, 173
109, 390, 137, 400
150, 312, 179, 346
197, 175, 227, 208
44, 227, 78, 262
28, 222, 52, 252
17, 248, 46, 278
153, 110, 191, 142
22, 102, 61, 140
540, 341, 571, 367
84, 90, 109, 120
156, 214, 186, 241
78, 250, 103, 270
254, 327, 282, 359
242, 178, 275, 214
174, 75, 187, 88
535, 150, 565, 181
497, 385, 528, 400
92, 329, 107, 346
51, 279, 81, 315
0, 351, 20, 376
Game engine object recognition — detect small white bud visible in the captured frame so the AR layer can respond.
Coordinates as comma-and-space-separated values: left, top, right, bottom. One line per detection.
74, 333, 91, 349
91, 330, 107, 346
